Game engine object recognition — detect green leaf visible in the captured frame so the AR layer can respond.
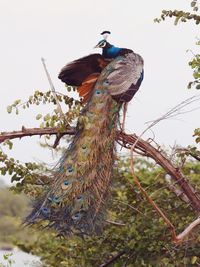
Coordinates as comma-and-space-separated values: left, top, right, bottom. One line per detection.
191, 256, 197, 264
14, 99, 21, 106
36, 114, 42, 120
7, 106, 12, 114
174, 16, 180, 26
191, 1, 196, 7
11, 174, 21, 182
44, 114, 51, 121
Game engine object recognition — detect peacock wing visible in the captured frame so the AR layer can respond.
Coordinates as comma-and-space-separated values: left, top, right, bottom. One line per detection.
58, 53, 108, 86
58, 53, 109, 103
105, 52, 144, 102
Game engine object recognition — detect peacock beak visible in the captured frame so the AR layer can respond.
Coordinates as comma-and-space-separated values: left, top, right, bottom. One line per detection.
94, 44, 100, 48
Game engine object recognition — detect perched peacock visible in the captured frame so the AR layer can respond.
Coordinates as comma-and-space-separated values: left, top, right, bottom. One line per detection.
26, 31, 144, 235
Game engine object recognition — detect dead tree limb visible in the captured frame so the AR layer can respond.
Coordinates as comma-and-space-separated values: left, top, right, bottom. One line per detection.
0, 126, 75, 143
118, 132, 200, 212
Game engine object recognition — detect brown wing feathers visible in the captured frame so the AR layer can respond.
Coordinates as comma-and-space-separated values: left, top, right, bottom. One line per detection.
58, 54, 107, 86
77, 73, 100, 103
58, 53, 109, 103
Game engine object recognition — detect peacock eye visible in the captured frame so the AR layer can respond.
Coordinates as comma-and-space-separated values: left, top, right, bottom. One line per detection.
61, 179, 72, 190
67, 166, 74, 173
81, 144, 87, 150
63, 180, 69, 186
41, 207, 50, 214
53, 196, 60, 203
96, 90, 101, 95
72, 212, 82, 221
76, 195, 83, 201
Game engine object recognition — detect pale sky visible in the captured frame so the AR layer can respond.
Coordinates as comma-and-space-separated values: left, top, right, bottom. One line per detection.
0, 0, 200, 177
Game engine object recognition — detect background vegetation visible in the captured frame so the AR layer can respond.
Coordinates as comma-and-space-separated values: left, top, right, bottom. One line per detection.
0, 159, 200, 266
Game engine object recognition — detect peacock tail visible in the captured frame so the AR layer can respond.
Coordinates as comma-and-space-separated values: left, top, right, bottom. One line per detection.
25, 36, 144, 235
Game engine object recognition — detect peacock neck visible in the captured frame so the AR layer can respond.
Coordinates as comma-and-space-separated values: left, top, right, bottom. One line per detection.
102, 44, 133, 59
102, 42, 122, 59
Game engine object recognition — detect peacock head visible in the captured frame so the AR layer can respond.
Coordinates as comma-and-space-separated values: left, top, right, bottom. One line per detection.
94, 31, 111, 48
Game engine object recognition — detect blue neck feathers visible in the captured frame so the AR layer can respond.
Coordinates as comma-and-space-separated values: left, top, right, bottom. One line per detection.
103, 45, 122, 59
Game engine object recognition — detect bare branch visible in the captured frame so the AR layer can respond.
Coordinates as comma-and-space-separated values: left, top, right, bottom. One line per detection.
176, 217, 200, 242
118, 132, 200, 212
105, 220, 126, 226
0, 126, 75, 143
41, 58, 66, 122
165, 174, 190, 204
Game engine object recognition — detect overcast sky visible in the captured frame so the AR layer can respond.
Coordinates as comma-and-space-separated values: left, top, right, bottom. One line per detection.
0, 0, 200, 181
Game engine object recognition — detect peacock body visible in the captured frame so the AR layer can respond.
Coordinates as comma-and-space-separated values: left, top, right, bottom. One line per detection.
26, 32, 144, 235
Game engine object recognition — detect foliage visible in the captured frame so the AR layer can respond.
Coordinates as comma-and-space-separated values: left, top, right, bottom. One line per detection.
0, 188, 38, 250
5, 158, 200, 267
154, 1, 199, 25
0, 253, 14, 267
0, 149, 47, 195
1, 159, 200, 266
6, 90, 82, 129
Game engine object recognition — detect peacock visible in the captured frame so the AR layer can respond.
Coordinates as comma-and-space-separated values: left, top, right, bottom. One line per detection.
25, 31, 144, 235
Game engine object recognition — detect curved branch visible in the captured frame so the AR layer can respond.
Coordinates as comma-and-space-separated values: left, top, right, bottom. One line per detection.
118, 132, 200, 212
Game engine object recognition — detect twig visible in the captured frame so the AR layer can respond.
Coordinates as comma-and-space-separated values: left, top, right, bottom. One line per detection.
128, 95, 200, 166
41, 58, 66, 122
99, 251, 125, 267
115, 200, 147, 217
52, 133, 65, 148
176, 148, 200, 162
105, 220, 126, 226
176, 217, 200, 242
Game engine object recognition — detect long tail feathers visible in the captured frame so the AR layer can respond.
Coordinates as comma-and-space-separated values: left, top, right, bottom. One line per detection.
25, 66, 121, 235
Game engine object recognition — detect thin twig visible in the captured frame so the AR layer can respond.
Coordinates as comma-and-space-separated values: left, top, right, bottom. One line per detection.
176, 217, 200, 242
130, 95, 200, 155
105, 220, 126, 226
99, 251, 125, 267
115, 200, 147, 217
41, 58, 66, 122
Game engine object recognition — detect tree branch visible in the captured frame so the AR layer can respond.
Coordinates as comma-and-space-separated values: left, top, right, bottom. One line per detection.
118, 132, 200, 212
0, 126, 75, 143
176, 217, 200, 242
1, 126, 200, 212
